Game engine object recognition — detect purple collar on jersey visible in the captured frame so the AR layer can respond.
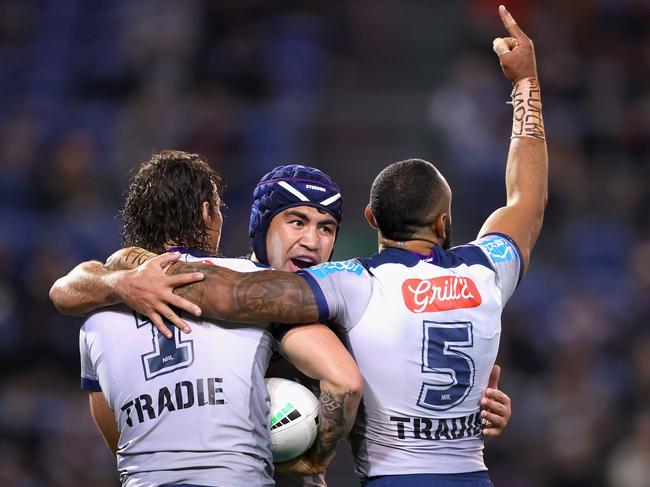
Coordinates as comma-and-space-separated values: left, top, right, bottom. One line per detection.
358, 246, 492, 272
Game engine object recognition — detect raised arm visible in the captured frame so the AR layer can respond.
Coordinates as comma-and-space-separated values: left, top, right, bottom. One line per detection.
171, 262, 321, 325
478, 5, 548, 273
275, 324, 363, 474
49, 249, 204, 335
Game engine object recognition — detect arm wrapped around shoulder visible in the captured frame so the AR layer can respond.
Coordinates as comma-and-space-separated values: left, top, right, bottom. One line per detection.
171, 262, 320, 325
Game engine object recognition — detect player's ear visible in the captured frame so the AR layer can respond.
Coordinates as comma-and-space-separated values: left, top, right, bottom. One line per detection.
202, 201, 211, 224
435, 212, 448, 241
364, 205, 378, 229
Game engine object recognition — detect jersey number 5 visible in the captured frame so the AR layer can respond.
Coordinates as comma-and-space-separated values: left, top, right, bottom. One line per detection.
418, 321, 475, 411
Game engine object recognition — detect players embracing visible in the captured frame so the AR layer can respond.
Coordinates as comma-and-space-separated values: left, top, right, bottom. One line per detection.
145, 6, 546, 487
49, 5, 535, 487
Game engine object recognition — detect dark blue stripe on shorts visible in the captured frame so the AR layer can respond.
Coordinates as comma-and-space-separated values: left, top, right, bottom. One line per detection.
361, 471, 493, 487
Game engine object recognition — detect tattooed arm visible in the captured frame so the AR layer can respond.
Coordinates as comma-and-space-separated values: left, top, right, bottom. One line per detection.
105, 246, 158, 271
170, 262, 321, 325
479, 6, 547, 273
275, 324, 363, 474
49, 248, 204, 334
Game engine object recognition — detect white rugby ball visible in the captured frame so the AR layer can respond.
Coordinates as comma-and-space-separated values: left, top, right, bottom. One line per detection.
266, 377, 319, 462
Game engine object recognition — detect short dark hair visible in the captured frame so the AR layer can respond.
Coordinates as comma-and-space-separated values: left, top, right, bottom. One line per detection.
370, 158, 449, 241
121, 150, 223, 254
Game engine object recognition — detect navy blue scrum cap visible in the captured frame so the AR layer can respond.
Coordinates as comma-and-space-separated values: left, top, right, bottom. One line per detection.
249, 164, 343, 265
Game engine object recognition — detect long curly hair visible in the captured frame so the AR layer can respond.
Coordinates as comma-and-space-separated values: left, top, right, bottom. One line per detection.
121, 150, 223, 255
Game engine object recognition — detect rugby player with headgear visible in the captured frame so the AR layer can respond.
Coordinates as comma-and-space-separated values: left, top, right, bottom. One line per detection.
137, 6, 544, 486
50, 150, 363, 486
247, 164, 343, 272
247, 164, 344, 487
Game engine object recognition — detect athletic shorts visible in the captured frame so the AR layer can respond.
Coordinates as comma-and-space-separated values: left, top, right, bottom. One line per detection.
361, 471, 494, 487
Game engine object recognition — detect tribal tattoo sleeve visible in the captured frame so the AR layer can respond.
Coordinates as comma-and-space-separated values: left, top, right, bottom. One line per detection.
168, 262, 320, 325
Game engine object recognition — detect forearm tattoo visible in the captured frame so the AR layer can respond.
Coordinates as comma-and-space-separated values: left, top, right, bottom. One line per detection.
123, 248, 157, 267
105, 247, 157, 271
311, 388, 357, 463
510, 77, 545, 140
233, 271, 319, 323
169, 263, 319, 324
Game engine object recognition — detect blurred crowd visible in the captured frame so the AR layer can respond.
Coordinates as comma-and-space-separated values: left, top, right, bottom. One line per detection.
1, 0, 648, 486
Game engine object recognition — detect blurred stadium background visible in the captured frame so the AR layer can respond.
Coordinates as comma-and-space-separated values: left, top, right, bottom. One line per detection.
1, 0, 649, 485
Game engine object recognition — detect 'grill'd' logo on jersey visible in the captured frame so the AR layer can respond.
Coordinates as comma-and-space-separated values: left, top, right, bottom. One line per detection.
402, 276, 482, 313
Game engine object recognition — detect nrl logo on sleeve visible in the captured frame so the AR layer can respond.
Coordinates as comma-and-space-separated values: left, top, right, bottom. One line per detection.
309, 261, 364, 280
402, 276, 482, 313
477, 236, 515, 263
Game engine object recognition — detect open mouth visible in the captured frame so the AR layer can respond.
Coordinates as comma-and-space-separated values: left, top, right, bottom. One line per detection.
291, 257, 315, 269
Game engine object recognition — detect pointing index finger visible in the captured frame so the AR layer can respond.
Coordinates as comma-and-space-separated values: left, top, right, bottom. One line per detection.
499, 5, 526, 40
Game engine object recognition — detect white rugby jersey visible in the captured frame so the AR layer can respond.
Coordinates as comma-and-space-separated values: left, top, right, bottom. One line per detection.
297, 233, 523, 479
80, 255, 275, 487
